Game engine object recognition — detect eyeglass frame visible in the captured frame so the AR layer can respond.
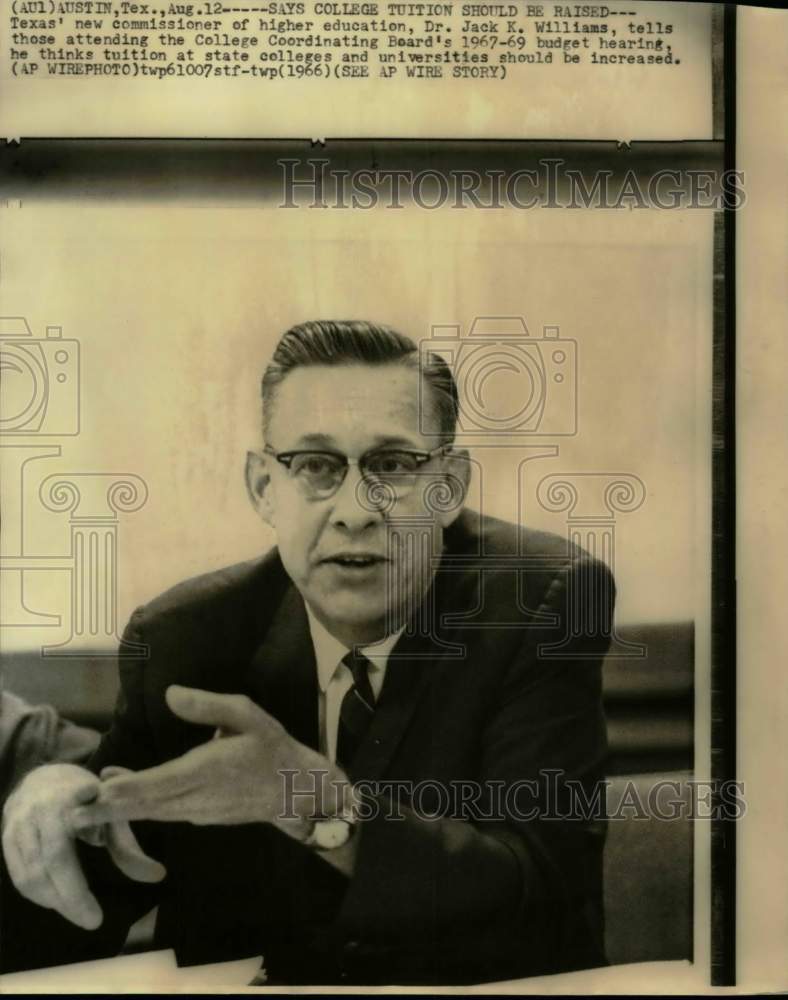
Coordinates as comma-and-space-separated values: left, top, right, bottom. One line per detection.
262, 442, 455, 500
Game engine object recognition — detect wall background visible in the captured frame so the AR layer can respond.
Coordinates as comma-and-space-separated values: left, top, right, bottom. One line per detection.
0, 202, 712, 651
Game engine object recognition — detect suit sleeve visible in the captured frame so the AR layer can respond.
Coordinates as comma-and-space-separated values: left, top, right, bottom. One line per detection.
336, 554, 613, 975
88, 607, 162, 776
1, 611, 165, 973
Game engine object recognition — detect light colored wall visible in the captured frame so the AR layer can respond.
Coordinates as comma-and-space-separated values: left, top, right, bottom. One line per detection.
1, 202, 712, 651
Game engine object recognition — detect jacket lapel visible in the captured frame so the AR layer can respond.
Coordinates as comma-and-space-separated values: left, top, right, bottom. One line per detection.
245, 582, 445, 780
347, 557, 476, 783
345, 638, 433, 783
245, 583, 320, 751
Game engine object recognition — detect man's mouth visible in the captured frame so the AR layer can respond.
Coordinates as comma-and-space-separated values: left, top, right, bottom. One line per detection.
321, 553, 387, 568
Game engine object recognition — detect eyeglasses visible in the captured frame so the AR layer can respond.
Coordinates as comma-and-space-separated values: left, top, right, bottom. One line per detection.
263, 443, 452, 501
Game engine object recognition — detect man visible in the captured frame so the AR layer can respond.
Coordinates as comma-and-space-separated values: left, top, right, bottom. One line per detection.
2, 320, 614, 985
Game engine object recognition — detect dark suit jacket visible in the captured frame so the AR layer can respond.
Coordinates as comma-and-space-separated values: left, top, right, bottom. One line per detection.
2, 510, 614, 985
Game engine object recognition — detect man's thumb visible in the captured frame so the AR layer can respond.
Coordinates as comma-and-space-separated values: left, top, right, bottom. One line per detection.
106, 822, 167, 884
73, 781, 101, 805
165, 685, 257, 733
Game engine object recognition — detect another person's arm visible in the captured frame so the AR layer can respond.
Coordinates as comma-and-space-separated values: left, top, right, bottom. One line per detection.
1, 610, 168, 951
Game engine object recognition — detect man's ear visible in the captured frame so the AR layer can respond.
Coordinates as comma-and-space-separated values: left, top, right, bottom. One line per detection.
433, 447, 471, 529
245, 450, 275, 526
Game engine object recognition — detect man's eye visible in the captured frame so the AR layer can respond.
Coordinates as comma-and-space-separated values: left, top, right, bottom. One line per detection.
368, 453, 417, 475
295, 455, 338, 477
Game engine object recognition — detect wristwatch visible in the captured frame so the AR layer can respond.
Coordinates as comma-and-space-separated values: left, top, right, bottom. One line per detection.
302, 805, 359, 851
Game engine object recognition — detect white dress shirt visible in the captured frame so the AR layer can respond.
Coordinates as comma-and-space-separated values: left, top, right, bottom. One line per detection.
305, 607, 405, 764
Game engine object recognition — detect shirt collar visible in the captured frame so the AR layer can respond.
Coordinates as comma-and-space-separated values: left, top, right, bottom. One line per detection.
305, 605, 405, 694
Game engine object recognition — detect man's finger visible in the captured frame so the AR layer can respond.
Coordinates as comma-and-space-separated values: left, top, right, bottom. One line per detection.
38, 811, 103, 930
72, 781, 102, 805
165, 685, 261, 734
106, 822, 167, 884
71, 803, 113, 830
14, 828, 78, 921
100, 765, 131, 780
71, 755, 202, 825
76, 823, 107, 848
3, 820, 54, 912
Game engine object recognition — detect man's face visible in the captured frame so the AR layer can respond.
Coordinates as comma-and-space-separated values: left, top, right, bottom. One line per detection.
247, 363, 466, 645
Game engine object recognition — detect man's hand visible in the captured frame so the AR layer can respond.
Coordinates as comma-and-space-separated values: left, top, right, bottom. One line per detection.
73, 686, 346, 838
2, 763, 166, 930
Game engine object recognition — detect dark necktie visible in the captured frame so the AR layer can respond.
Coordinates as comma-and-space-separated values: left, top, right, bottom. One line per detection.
336, 651, 376, 770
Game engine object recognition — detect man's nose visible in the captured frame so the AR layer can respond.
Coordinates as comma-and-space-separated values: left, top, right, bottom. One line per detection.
329, 465, 386, 531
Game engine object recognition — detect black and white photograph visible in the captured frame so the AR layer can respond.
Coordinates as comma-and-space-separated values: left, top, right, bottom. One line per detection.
0, 2, 786, 993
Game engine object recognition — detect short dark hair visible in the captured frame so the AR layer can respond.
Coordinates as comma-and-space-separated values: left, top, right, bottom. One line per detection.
261, 320, 459, 443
